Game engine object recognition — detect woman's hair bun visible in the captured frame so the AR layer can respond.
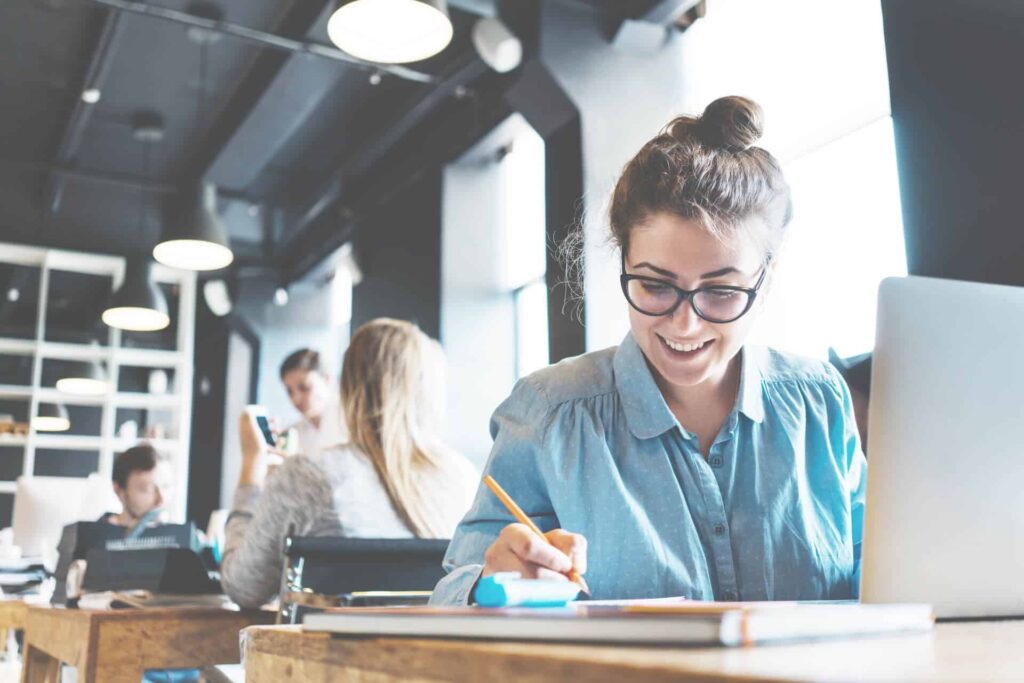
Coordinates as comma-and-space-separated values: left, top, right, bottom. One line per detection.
696, 96, 764, 151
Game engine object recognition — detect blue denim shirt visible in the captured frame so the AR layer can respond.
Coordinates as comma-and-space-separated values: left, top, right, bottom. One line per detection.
431, 333, 866, 605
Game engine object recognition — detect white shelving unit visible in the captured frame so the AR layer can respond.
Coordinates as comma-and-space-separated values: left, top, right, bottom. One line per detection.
0, 242, 195, 521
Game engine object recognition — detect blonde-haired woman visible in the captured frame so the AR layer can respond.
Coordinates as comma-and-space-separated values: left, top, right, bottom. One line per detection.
222, 319, 478, 609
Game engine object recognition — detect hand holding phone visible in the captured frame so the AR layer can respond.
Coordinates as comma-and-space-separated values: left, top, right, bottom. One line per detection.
240, 407, 287, 485
246, 405, 277, 447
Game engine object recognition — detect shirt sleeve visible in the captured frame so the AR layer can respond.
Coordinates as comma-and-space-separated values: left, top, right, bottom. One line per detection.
220, 459, 329, 608
825, 364, 868, 596
430, 377, 558, 606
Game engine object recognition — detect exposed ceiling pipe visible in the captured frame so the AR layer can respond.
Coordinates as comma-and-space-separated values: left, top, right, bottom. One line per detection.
448, 0, 498, 16
81, 0, 439, 84
1, 158, 255, 203
613, 0, 706, 52
44, 11, 123, 215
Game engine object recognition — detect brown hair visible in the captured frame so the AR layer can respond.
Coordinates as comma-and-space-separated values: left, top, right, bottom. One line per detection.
112, 444, 161, 489
610, 96, 791, 259
340, 318, 457, 538
279, 348, 322, 380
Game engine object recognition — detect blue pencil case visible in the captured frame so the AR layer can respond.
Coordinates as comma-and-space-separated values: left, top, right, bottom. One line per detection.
474, 572, 581, 607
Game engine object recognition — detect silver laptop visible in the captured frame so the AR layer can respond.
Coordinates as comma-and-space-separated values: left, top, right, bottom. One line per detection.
860, 276, 1024, 619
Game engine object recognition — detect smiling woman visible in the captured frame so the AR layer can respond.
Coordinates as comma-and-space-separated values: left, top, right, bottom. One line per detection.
431, 96, 867, 607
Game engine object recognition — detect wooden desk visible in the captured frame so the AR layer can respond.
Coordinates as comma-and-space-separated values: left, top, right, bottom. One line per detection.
242, 620, 1024, 682
21, 605, 274, 683
0, 600, 29, 658
0, 600, 28, 636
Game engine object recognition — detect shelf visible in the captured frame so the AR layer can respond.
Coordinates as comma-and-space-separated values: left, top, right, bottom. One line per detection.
35, 387, 104, 406
0, 339, 36, 356
0, 384, 32, 399
39, 342, 184, 368
29, 388, 182, 411
112, 438, 180, 453
1, 242, 195, 521
114, 393, 181, 410
32, 435, 104, 450
107, 347, 184, 368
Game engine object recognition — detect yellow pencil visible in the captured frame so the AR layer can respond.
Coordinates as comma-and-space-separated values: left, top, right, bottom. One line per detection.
483, 475, 591, 595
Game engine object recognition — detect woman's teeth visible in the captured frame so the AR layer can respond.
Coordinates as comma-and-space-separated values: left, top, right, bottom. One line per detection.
661, 336, 708, 353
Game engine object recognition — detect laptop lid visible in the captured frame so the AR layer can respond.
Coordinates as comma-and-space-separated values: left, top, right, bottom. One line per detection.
860, 276, 1024, 618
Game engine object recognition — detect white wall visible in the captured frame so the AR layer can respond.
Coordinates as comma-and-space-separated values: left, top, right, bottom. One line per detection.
539, 0, 893, 351
234, 271, 350, 436
219, 331, 253, 508
540, 1, 689, 351
440, 115, 540, 466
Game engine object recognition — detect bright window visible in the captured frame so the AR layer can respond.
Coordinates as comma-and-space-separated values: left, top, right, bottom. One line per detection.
499, 126, 549, 378
749, 117, 907, 359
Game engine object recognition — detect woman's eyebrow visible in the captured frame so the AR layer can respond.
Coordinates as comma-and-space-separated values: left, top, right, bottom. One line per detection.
633, 262, 677, 279
700, 266, 741, 279
633, 262, 742, 280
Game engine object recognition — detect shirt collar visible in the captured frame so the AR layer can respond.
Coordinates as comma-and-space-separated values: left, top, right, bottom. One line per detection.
613, 333, 679, 440
614, 334, 765, 440
736, 345, 765, 424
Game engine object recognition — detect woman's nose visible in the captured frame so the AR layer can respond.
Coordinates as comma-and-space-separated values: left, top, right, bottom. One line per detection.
670, 299, 704, 334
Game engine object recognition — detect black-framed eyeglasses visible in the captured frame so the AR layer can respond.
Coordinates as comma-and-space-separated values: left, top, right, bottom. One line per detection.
620, 258, 771, 323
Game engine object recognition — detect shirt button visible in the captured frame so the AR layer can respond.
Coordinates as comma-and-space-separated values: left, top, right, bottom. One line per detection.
713, 524, 726, 536
710, 457, 723, 467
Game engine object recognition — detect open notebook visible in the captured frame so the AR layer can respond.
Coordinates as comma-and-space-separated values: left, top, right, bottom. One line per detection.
303, 601, 934, 647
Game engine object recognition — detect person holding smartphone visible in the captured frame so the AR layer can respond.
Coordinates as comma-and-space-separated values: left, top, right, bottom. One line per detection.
221, 319, 478, 609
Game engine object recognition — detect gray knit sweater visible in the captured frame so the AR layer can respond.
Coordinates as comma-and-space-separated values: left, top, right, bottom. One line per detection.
221, 444, 478, 608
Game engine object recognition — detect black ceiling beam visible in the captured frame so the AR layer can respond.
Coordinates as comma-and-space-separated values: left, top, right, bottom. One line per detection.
83, 0, 436, 85
0, 158, 253, 203
278, 67, 513, 283
200, 2, 352, 194
283, 55, 490, 251
176, 0, 336, 185
612, 0, 705, 51
43, 9, 123, 215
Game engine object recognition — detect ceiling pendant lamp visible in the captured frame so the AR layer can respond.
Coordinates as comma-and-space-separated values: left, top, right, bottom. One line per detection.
153, 7, 234, 271
102, 258, 170, 332
104, 111, 170, 333
327, 0, 454, 64
154, 180, 234, 271
33, 402, 70, 433
56, 358, 109, 396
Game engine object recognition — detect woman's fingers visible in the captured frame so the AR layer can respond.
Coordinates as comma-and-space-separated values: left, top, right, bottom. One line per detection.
500, 523, 573, 573
482, 523, 590, 581
545, 529, 588, 575
482, 544, 571, 582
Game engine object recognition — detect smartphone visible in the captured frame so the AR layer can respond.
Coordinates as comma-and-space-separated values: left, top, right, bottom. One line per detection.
245, 405, 276, 447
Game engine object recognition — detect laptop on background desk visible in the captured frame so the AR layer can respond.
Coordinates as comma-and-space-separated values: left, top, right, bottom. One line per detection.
860, 276, 1024, 619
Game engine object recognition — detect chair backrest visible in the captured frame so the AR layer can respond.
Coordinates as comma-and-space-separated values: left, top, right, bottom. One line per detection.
280, 536, 450, 623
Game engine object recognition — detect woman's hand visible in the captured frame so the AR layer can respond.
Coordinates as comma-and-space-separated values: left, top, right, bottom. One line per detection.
238, 412, 288, 487
481, 523, 588, 582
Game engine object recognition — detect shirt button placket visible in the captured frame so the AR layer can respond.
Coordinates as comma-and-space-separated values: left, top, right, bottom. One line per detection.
697, 454, 739, 602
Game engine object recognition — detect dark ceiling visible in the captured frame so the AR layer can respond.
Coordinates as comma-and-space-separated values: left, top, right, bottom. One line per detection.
0, 0, 681, 285
0, 0, 512, 269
